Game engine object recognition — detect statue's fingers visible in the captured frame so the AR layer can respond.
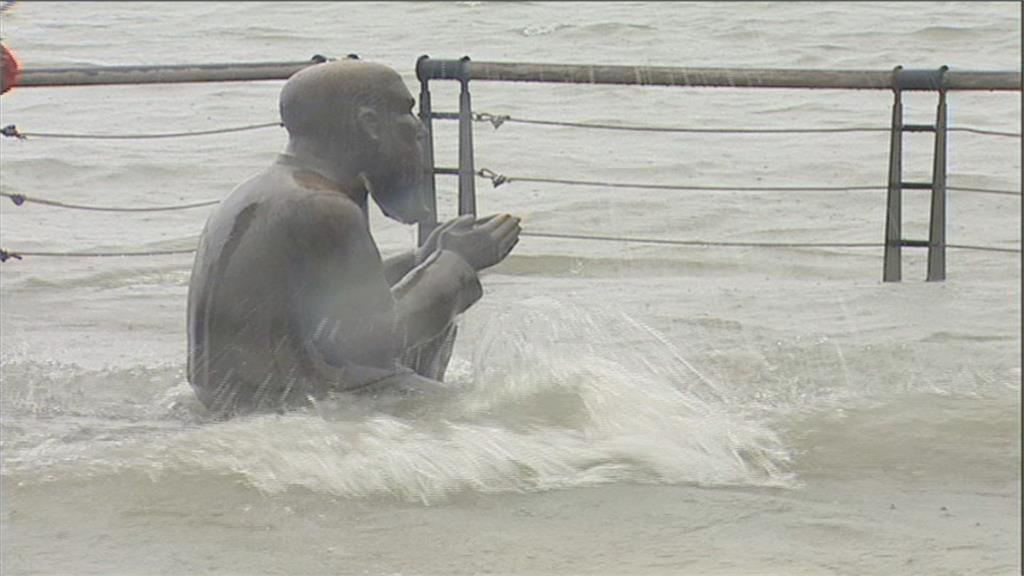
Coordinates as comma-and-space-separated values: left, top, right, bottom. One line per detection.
491, 216, 520, 240
431, 220, 455, 239
499, 236, 520, 258
449, 214, 475, 229
435, 216, 464, 237
477, 213, 512, 233
439, 216, 474, 240
500, 228, 520, 251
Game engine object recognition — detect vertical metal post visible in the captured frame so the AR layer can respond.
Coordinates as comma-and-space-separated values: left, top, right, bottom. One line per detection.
927, 73, 948, 282
416, 55, 438, 246
883, 68, 904, 283
457, 56, 477, 217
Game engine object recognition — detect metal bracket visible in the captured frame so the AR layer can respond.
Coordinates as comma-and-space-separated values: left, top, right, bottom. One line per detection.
892, 65, 949, 91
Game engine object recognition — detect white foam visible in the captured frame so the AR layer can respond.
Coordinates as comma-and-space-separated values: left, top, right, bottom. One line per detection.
115, 296, 792, 503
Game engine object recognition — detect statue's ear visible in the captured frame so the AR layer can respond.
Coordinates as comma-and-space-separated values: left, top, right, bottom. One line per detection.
356, 106, 382, 143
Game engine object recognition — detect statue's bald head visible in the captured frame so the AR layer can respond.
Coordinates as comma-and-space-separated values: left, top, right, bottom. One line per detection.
278, 60, 430, 224
280, 60, 406, 143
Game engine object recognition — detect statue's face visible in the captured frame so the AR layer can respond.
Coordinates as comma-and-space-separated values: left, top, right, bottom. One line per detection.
367, 77, 431, 225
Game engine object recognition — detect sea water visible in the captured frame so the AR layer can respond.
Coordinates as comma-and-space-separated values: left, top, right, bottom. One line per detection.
0, 2, 1020, 575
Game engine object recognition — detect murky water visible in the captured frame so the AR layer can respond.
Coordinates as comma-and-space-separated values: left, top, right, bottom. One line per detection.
1, 2, 1020, 575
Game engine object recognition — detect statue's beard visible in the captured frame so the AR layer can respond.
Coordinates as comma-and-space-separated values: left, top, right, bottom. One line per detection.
364, 140, 431, 224
368, 173, 430, 225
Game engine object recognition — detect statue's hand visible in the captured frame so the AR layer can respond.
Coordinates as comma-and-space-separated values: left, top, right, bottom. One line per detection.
439, 213, 521, 271
416, 215, 474, 265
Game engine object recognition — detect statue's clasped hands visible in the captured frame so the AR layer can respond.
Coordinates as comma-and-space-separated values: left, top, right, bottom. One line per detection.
417, 213, 521, 271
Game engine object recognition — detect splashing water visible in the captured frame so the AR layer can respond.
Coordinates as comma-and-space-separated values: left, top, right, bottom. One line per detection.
2, 296, 794, 505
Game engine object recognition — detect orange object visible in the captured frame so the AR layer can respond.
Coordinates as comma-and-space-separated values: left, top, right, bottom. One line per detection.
1, 43, 20, 95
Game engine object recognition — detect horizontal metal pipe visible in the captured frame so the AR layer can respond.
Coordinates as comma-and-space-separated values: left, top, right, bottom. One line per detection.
417, 59, 1022, 91
15, 58, 330, 87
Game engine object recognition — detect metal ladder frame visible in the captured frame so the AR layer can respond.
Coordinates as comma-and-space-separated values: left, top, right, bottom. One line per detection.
415, 55, 476, 246
883, 65, 949, 282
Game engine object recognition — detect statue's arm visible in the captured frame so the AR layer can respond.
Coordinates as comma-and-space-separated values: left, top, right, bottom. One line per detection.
290, 194, 480, 371
390, 248, 482, 347
382, 249, 418, 286
382, 218, 462, 287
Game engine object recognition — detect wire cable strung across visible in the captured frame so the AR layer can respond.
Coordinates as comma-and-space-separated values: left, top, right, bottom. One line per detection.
2, 247, 215, 259
2, 175, 1018, 260
3, 108, 1019, 262
3, 114, 1018, 141
1, 192, 220, 212
1, 122, 282, 140
521, 232, 882, 249
946, 244, 1022, 254
2, 172, 1015, 219
4, 234, 1017, 262
1, 248, 197, 260
521, 232, 1020, 254
945, 186, 1022, 197
472, 169, 1021, 197
468, 112, 1023, 138
475, 169, 878, 193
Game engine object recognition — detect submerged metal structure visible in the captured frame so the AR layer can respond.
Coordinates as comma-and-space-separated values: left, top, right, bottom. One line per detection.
415, 56, 1020, 282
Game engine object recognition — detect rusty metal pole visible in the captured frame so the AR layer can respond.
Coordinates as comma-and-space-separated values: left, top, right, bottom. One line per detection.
457, 56, 477, 217
883, 67, 904, 283
927, 70, 949, 282
416, 55, 439, 246
414, 58, 1020, 91
15, 56, 331, 87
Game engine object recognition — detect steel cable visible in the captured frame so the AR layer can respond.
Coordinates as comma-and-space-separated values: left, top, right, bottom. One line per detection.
1, 122, 282, 140
0, 247, 196, 260
473, 169, 1020, 197
522, 232, 1020, 253
521, 232, 882, 249
1, 192, 220, 212
470, 112, 1022, 138
4, 235, 1017, 261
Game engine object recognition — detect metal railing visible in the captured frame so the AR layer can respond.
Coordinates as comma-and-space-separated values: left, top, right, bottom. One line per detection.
1, 56, 1020, 279
13, 56, 333, 87
414, 56, 1022, 281
415, 58, 1020, 90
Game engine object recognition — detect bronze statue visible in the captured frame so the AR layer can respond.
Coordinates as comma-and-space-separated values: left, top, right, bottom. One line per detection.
187, 60, 520, 417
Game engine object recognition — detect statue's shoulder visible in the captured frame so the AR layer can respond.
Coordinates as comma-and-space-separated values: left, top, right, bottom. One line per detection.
236, 164, 356, 212
267, 168, 366, 239
206, 164, 365, 247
